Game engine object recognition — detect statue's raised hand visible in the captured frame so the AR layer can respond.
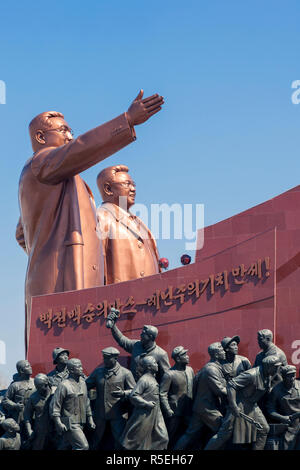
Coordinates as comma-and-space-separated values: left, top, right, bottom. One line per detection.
106, 307, 120, 328
126, 90, 164, 126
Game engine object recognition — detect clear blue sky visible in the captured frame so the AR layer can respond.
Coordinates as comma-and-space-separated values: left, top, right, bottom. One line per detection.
0, 0, 299, 383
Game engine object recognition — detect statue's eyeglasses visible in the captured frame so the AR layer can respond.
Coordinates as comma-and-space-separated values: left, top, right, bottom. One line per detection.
118, 181, 136, 188
114, 181, 136, 189
46, 126, 74, 137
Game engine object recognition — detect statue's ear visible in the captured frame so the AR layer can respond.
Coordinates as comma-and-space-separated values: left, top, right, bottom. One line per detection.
103, 182, 113, 197
35, 130, 45, 145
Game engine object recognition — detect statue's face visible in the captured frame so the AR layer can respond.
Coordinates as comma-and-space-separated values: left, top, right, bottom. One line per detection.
111, 171, 136, 209
226, 341, 238, 355
265, 363, 279, 377
216, 346, 226, 361
39, 117, 73, 148
177, 352, 189, 365
151, 361, 158, 374
20, 361, 32, 376
284, 373, 296, 389
69, 360, 83, 377
258, 334, 269, 349
103, 355, 118, 369
36, 379, 49, 394
140, 327, 152, 344
57, 352, 69, 365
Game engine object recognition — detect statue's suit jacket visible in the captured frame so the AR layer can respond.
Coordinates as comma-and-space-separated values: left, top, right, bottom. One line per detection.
16, 113, 136, 348
96, 202, 161, 285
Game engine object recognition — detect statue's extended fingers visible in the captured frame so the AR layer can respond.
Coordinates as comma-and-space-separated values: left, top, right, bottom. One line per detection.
143, 96, 164, 108
142, 94, 159, 104
147, 107, 162, 118
146, 102, 164, 113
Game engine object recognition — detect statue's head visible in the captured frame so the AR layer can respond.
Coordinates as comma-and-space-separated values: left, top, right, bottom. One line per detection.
140, 325, 158, 345
281, 365, 296, 389
34, 373, 50, 393
1, 418, 20, 433
102, 347, 120, 370
221, 336, 240, 355
52, 347, 69, 365
140, 356, 158, 375
97, 165, 136, 209
66, 358, 83, 377
261, 355, 281, 376
208, 342, 226, 362
257, 329, 273, 349
16, 360, 32, 376
171, 346, 189, 365
29, 111, 73, 152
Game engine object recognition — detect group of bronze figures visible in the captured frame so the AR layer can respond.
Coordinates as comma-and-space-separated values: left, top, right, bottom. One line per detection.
0, 310, 299, 451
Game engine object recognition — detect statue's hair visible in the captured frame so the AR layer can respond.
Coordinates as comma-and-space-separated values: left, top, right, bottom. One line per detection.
29, 111, 64, 150
97, 165, 129, 200
258, 329, 273, 341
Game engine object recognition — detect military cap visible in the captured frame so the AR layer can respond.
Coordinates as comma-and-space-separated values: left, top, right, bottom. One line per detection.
281, 365, 297, 376
221, 336, 240, 350
102, 347, 120, 357
52, 347, 70, 364
171, 346, 188, 359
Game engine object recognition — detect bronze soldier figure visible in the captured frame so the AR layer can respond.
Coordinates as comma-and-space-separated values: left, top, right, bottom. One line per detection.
47, 347, 70, 387
121, 356, 168, 450
174, 342, 227, 450
51, 358, 95, 450
266, 365, 300, 450
86, 347, 136, 450
23, 373, 55, 450
254, 329, 288, 414
254, 329, 287, 369
204, 355, 282, 450
160, 346, 194, 447
2, 360, 35, 442
106, 308, 170, 383
221, 336, 251, 381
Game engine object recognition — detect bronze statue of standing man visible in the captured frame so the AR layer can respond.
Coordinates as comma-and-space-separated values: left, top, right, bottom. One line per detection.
16, 90, 164, 350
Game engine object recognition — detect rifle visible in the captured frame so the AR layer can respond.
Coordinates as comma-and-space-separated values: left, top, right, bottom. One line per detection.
239, 411, 264, 430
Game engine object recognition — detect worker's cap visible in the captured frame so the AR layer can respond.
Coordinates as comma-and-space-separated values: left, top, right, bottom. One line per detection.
102, 347, 120, 357
221, 336, 240, 350
261, 356, 282, 367
52, 347, 70, 364
281, 365, 297, 376
142, 325, 158, 339
1, 418, 20, 432
171, 346, 188, 359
